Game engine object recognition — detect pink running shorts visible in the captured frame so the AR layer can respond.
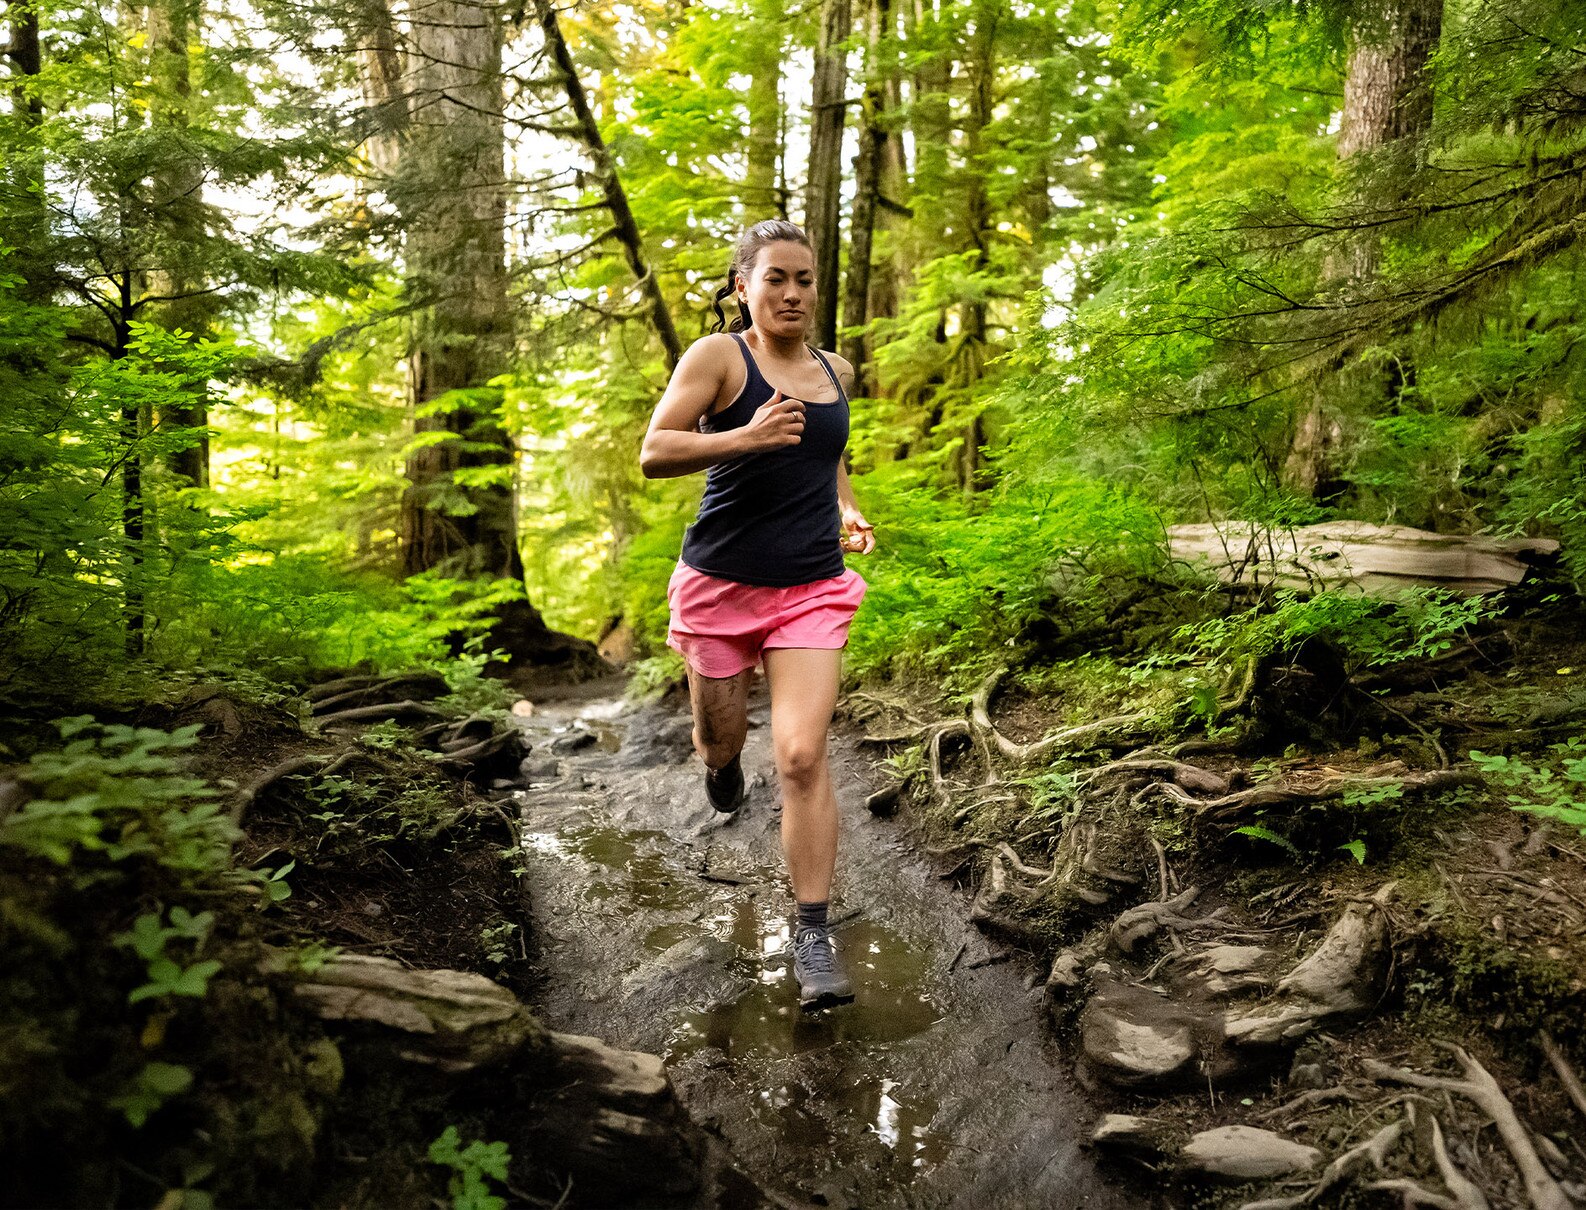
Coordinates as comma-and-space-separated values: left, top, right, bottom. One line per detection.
665, 560, 868, 678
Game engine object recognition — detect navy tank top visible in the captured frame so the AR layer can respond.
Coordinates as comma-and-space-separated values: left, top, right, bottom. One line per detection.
679, 333, 849, 587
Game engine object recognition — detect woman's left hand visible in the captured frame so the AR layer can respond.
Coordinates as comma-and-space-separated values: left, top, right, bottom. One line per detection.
840, 510, 876, 555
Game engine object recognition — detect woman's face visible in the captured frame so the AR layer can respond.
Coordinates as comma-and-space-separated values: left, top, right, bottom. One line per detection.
738, 240, 817, 340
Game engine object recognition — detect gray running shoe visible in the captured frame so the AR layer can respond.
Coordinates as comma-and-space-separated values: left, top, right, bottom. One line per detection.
704, 754, 745, 813
792, 925, 855, 1009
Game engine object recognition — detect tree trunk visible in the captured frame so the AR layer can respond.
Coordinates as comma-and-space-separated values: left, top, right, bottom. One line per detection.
352, 0, 406, 180
745, 0, 782, 214
398, 0, 521, 581
806, 0, 851, 350
908, 0, 950, 249
1285, 0, 1441, 502
390, 0, 603, 677
841, 0, 890, 393
146, 0, 210, 488
955, 0, 997, 493
534, 0, 683, 370
3, 0, 48, 293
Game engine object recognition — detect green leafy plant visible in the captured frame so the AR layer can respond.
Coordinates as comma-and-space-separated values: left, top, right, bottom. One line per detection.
428, 1126, 512, 1210
114, 906, 222, 1004
108, 1061, 195, 1128
1469, 742, 1586, 836
478, 921, 519, 966
1177, 587, 1493, 679
0, 718, 234, 877
1233, 823, 1303, 860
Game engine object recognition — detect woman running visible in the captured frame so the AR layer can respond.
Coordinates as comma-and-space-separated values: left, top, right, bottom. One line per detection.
638, 219, 875, 1010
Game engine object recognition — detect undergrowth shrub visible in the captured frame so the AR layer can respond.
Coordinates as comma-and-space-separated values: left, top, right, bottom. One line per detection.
840, 467, 1162, 689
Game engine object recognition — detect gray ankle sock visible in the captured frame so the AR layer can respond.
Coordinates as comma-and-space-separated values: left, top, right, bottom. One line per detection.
796, 901, 829, 932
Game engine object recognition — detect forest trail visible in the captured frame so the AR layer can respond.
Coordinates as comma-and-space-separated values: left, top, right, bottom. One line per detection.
513, 679, 1131, 1210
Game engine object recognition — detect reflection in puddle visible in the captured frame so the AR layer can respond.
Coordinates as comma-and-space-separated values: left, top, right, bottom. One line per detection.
671, 915, 940, 1058
667, 903, 951, 1178
521, 826, 695, 915
522, 811, 953, 1182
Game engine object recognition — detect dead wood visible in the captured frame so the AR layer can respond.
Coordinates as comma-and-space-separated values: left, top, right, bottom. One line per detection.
315, 700, 445, 727
1364, 1045, 1570, 1210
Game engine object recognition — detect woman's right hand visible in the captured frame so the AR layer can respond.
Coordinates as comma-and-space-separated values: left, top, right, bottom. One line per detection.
742, 390, 804, 451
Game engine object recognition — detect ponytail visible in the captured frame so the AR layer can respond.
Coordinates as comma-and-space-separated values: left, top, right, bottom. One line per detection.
709, 274, 751, 334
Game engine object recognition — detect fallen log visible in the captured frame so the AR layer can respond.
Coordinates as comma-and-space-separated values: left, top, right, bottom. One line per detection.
1167, 521, 1557, 598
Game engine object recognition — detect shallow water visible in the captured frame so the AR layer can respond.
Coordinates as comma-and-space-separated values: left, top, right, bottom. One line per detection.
513, 688, 1128, 1209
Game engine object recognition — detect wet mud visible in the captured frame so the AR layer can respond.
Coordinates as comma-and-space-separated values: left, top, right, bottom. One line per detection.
514, 681, 1131, 1209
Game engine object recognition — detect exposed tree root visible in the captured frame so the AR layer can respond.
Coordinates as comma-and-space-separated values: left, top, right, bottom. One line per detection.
1252, 1086, 1363, 1124
1152, 766, 1481, 823
1364, 1045, 1571, 1210
314, 700, 446, 727
1424, 1111, 1492, 1210
969, 667, 1153, 766
1239, 1117, 1406, 1210
1110, 887, 1228, 954
231, 753, 336, 826
1362, 1179, 1461, 1210
437, 729, 520, 769
1087, 757, 1229, 797
856, 728, 929, 746
307, 672, 448, 709
925, 719, 974, 804
1539, 1030, 1586, 1125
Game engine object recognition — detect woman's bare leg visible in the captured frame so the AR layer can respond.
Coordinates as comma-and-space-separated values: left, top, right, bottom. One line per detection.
762, 647, 843, 903
687, 665, 753, 770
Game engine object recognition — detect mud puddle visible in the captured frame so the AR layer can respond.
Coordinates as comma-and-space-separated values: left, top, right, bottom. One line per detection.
513, 682, 1129, 1209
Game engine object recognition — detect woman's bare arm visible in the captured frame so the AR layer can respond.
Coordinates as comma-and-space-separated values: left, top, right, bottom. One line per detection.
640, 336, 806, 479
827, 351, 876, 554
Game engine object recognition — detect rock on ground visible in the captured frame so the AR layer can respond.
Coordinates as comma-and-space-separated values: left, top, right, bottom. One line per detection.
1179, 1125, 1322, 1181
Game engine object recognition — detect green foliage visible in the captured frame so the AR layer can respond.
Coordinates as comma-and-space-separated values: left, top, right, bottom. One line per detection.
1232, 824, 1303, 861
1469, 742, 1586, 836
108, 1061, 196, 1129
840, 465, 1163, 686
114, 906, 222, 1004
428, 1126, 512, 1210
1175, 587, 1494, 678
0, 718, 234, 876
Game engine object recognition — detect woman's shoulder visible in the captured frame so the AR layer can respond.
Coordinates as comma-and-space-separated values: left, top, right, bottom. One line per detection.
688, 331, 743, 355
813, 347, 855, 386
678, 331, 744, 375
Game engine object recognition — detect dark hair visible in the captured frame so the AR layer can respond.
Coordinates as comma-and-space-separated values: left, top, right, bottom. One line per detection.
709, 219, 813, 333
